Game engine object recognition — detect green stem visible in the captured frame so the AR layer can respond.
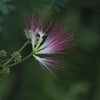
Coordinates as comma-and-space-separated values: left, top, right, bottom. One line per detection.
0, 58, 11, 63
2, 40, 30, 66
18, 40, 30, 52
3, 58, 13, 66
34, 36, 43, 50
5, 52, 33, 68
48, 0, 55, 9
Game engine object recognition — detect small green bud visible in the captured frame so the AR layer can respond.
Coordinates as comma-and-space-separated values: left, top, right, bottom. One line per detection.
0, 50, 7, 57
2, 67, 10, 74
11, 52, 22, 62
23, 29, 31, 40
0, 67, 10, 74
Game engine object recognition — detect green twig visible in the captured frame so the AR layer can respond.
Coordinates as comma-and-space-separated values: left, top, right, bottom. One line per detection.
3, 58, 13, 66
2, 40, 30, 66
5, 52, 33, 68
18, 40, 30, 52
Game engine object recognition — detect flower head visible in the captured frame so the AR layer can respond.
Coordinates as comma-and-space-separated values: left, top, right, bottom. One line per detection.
23, 12, 75, 79
0, 50, 7, 57
11, 52, 22, 62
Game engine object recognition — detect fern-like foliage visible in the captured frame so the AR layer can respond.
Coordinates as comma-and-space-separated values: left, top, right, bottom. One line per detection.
41, 0, 68, 12
0, 0, 16, 32
0, 0, 16, 15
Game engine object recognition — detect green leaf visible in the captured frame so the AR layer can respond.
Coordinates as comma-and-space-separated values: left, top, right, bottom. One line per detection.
41, 0, 68, 12
52, 3, 60, 12
41, 2, 52, 5
55, 0, 65, 7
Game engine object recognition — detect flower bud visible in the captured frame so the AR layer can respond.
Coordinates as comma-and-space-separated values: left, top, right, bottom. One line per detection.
0, 50, 7, 57
11, 52, 22, 62
23, 29, 32, 40
2, 67, 10, 74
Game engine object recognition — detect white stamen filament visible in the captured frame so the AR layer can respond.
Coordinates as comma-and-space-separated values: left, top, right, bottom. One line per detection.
33, 55, 40, 61
34, 35, 43, 51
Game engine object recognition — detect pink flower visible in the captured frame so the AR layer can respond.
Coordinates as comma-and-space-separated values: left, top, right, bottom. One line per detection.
23, 13, 75, 79
33, 55, 65, 80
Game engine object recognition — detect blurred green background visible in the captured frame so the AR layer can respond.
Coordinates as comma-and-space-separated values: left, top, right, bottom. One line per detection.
0, 0, 100, 100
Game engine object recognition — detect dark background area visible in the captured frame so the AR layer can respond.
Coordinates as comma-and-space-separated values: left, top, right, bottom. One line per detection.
0, 0, 100, 100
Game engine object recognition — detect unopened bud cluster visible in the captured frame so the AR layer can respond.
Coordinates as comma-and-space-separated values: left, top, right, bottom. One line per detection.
11, 52, 22, 62
0, 50, 7, 57
2, 67, 10, 74
0, 67, 10, 74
